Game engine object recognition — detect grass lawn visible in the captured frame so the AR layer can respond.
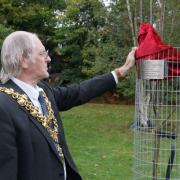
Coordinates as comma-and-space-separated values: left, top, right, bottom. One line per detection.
61, 103, 135, 180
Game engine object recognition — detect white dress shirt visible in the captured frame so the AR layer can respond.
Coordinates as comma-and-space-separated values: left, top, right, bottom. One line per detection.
11, 77, 44, 114
111, 71, 119, 84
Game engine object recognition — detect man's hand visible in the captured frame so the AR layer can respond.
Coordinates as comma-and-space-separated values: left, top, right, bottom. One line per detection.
115, 47, 137, 79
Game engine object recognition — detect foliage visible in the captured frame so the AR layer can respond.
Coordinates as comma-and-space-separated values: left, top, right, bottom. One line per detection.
54, 0, 107, 82
0, 24, 13, 48
117, 70, 136, 101
81, 0, 135, 98
163, 0, 180, 46
0, 0, 179, 100
0, 0, 66, 53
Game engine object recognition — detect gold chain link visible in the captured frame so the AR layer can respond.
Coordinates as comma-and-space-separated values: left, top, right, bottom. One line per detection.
0, 87, 64, 159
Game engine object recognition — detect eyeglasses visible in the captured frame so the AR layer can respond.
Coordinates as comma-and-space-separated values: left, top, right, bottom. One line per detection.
39, 49, 49, 59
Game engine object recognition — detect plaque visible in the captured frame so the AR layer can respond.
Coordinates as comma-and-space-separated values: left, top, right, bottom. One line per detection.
138, 60, 168, 80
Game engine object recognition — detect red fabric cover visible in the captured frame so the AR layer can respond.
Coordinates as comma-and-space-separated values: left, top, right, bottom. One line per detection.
135, 23, 180, 77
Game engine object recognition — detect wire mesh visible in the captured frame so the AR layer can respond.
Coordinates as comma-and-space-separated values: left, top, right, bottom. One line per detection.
132, 48, 180, 180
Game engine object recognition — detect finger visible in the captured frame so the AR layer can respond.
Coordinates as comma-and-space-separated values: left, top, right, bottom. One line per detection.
132, 47, 138, 51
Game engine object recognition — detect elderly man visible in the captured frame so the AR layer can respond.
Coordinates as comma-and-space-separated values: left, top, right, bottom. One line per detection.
0, 31, 136, 180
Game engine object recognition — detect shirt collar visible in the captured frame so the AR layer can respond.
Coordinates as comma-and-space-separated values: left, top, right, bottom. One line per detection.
11, 77, 39, 101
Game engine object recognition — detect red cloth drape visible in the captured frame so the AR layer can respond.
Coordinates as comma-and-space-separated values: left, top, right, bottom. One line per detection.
135, 23, 180, 77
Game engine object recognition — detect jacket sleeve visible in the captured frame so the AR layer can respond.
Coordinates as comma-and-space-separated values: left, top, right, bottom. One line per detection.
0, 103, 17, 180
52, 73, 116, 111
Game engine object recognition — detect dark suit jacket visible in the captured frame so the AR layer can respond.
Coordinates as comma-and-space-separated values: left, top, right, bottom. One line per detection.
0, 73, 116, 180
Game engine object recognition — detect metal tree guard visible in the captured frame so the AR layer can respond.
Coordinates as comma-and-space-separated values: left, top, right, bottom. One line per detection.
133, 48, 180, 180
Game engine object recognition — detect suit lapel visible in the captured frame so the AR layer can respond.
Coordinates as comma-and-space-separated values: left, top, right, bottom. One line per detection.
28, 115, 62, 162
2, 80, 63, 163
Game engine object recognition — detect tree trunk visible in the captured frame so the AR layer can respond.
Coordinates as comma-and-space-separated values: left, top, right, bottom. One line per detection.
140, 0, 143, 23
126, 0, 137, 46
159, 0, 165, 38
134, 0, 138, 39
168, 10, 175, 44
150, 0, 153, 24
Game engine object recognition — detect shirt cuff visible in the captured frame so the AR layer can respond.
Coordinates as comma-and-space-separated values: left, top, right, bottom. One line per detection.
111, 71, 118, 84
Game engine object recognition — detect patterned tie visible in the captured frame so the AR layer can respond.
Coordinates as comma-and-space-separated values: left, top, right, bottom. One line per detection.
38, 92, 48, 116
38, 91, 66, 179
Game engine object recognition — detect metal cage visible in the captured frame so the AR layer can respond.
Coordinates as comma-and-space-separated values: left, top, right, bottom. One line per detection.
132, 48, 180, 180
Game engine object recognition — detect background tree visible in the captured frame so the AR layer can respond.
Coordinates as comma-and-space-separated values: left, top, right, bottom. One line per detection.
54, 0, 107, 83
0, 0, 66, 67
0, 0, 179, 102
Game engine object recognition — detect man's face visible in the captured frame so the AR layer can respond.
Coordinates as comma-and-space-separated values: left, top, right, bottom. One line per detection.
24, 39, 51, 81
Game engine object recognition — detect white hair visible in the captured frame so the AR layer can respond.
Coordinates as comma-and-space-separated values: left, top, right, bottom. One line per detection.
0, 31, 39, 83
